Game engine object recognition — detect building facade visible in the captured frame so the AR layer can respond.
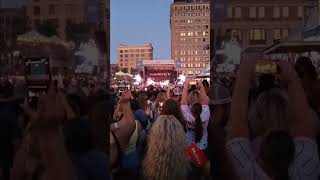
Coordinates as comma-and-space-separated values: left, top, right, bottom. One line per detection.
117, 43, 153, 74
110, 63, 119, 77
26, 0, 85, 39
0, 8, 27, 48
0, 8, 27, 75
211, 0, 311, 66
171, 0, 210, 76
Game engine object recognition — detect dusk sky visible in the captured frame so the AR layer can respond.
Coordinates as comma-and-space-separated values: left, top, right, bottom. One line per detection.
110, 0, 173, 64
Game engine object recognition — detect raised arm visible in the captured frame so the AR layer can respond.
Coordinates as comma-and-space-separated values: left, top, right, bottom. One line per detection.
199, 81, 209, 105
227, 59, 256, 140
110, 91, 136, 150
278, 61, 315, 139
166, 86, 172, 99
181, 79, 191, 105
34, 88, 77, 180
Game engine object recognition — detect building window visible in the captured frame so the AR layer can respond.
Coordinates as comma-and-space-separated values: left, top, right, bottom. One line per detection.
282, 6, 289, 18
249, 7, 256, 18
33, 6, 40, 15
282, 29, 289, 39
235, 7, 242, 18
228, 7, 233, 18
250, 29, 266, 40
273, 29, 281, 40
298, 6, 303, 18
273, 6, 280, 18
258, 7, 265, 18
49, 5, 56, 15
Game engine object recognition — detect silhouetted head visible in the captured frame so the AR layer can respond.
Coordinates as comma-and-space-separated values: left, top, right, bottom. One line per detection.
295, 57, 318, 81
161, 99, 186, 131
259, 130, 295, 180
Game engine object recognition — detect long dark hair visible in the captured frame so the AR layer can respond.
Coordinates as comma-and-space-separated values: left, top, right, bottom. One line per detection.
191, 103, 203, 143
259, 130, 295, 180
161, 99, 186, 132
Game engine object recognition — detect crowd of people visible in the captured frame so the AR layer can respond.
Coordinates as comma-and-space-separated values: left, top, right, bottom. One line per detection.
110, 57, 320, 180
0, 74, 111, 180
0, 56, 319, 180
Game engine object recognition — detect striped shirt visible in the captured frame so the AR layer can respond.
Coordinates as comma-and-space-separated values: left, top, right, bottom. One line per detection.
226, 137, 319, 180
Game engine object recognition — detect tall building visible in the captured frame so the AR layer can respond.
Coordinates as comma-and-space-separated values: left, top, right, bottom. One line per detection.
211, 0, 310, 66
0, 8, 27, 69
170, 0, 210, 76
117, 43, 153, 74
26, 0, 85, 39
0, 8, 27, 47
85, 0, 105, 26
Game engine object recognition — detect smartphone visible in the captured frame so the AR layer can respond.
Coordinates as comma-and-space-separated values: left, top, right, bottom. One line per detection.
25, 57, 51, 107
189, 81, 197, 85
256, 60, 278, 74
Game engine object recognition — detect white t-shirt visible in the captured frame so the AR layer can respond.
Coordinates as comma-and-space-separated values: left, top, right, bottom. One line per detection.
181, 105, 210, 150
226, 137, 320, 180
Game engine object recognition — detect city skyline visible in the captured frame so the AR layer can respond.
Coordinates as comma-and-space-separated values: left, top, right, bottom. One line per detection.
110, 0, 173, 64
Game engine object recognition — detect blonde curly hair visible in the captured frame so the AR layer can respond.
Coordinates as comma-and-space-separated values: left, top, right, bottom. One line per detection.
143, 115, 190, 180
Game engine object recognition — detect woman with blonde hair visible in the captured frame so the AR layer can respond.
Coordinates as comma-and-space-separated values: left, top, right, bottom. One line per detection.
249, 88, 289, 138
143, 115, 190, 180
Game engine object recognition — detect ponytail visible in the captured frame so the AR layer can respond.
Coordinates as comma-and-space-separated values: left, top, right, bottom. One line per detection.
260, 130, 295, 180
191, 103, 203, 143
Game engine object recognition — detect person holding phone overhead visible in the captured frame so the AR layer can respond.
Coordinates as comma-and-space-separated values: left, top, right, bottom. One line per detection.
181, 78, 210, 152
226, 59, 319, 180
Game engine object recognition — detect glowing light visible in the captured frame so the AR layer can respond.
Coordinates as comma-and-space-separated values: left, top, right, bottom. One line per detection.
178, 74, 186, 85
159, 80, 169, 87
75, 39, 100, 74
133, 74, 142, 83
146, 78, 155, 86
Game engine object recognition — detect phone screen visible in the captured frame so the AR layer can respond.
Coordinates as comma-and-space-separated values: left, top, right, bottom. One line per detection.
25, 58, 50, 76
30, 62, 48, 75
256, 60, 277, 74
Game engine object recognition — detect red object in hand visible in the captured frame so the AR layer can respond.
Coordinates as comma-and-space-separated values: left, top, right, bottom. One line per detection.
186, 144, 208, 168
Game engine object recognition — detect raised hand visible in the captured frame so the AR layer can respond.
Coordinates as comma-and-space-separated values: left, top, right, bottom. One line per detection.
277, 61, 299, 85
31, 84, 67, 133
119, 91, 133, 104
184, 78, 191, 88
238, 58, 256, 81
